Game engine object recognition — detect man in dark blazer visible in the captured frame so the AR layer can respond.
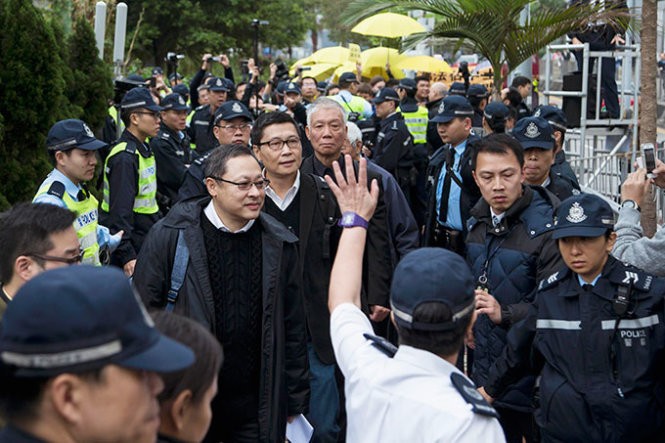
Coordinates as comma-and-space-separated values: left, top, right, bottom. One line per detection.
252, 111, 343, 442
301, 99, 394, 326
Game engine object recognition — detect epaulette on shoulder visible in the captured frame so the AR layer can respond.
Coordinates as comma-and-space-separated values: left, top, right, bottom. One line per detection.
608, 265, 655, 293
46, 181, 65, 199
538, 268, 570, 292
159, 131, 170, 140
450, 372, 499, 418
363, 333, 397, 358
195, 104, 207, 111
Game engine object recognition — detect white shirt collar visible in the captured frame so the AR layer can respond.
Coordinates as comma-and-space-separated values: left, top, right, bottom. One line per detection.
541, 176, 551, 187
265, 171, 300, 211
490, 207, 506, 224
204, 200, 255, 233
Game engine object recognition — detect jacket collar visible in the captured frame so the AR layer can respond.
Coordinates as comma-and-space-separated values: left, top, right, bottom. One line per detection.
470, 185, 533, 227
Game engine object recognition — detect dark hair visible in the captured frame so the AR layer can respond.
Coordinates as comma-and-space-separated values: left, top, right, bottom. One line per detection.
386, 79, 400, 88
0, 203, 77, 284
301, 76, 317, 86
152, 312, 223, 403
472, 133, 524, 170
370, 75, 385, 87
325, 83, 339, 96
46, 147, 75, 167
483, 115, 505, 134
511, 75, 531, 89
415, 75, 430, 84
120, 108, 133, 127
357, 83, 373, 96
503, 88, 523, 107
0, 368, 102, 423
250, 112, 299, 146
468, 95, 487, 109
397, 302, 472, 356
203, 144, 258, 179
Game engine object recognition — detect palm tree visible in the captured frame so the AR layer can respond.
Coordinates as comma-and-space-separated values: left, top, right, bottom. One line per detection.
343, 0, 630, 95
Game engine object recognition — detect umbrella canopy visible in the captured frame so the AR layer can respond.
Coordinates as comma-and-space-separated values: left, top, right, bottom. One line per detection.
361, 47, 406, 79
393, 55, 452, 74
289, 62, 339, 81
309, 46, 350, 65
351, 12, 425, 39
332, 62, 358, 83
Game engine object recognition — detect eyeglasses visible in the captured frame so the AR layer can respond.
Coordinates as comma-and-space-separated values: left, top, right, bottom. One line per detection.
134, 111, 160, 119
208, 175, 270, 191
258, 137, 301, 151
28, 250, 85, 266
215, 123, 252, 133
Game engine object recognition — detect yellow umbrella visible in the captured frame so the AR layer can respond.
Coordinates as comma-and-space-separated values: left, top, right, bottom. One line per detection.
351, 12, 425, 39
360, 47, 406, 79
393, 55, 452, 74
309, 46, 350, 65
331, 62, 358, 82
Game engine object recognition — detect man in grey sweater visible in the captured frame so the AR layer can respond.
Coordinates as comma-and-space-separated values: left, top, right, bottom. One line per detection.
612, 160, 665, 276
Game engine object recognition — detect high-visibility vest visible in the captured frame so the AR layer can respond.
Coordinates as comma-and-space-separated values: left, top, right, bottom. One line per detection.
401, 106, 429, 144
332, 94, 368, 119
108, 106, 125, 133
101, 143, 159, 215
33, 182, 101, 266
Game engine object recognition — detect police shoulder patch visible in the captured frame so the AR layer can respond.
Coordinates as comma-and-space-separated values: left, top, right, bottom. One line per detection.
450, 373, 499, 418
609, 266, 653, 292
363, 333, 397, 358
46, 181, 66, 199
538, 268, 569, 291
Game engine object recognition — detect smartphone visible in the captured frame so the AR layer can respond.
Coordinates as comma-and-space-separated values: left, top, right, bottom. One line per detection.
642, 143, 656, 177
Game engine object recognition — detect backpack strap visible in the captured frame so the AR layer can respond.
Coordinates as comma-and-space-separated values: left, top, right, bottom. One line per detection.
166, 230, 190, 312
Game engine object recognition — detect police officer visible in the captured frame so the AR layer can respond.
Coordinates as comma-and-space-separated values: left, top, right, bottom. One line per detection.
326, 156, 505, 442
150, 93, 194, 212
482, 193, 665, 442
100, 87, 162, 276
467, 84, 490, 134
512, 116, 580, 201
448, 81, 467, 96
482, 102, 510, 135
330, 72, 373, 121
533, 105, 580, 188
177, 100, 254, 201
33, 119, 121, 265
371, 87, 415, 203
188, 76, 229, 154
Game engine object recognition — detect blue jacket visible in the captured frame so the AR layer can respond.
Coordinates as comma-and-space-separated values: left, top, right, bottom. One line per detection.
486, 256, 665, 442
466, 185, 562, 411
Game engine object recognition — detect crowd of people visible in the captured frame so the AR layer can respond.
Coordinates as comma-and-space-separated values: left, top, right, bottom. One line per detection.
1, 37, 665, 443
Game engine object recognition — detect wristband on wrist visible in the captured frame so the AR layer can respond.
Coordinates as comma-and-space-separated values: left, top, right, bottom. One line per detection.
337, 211, 369, 229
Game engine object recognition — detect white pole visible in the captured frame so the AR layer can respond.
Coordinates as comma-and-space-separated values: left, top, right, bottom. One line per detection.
94, 2, 107, 60
113, 2, 128, 78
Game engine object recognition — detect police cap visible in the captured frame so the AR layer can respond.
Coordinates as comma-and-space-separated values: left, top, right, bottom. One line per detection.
284, 82, 302, 95
372, 87, 400, 104
213, 100, 253, 125
172, 83, 190, 99
448, 82, 467, 96
161, 93, 191, 112
208, 76, 230, 92
397, 78, 416, 91
46, 119, 107, 152
120, 87, 162, 112
553, 194, 615, 239
483, 102, 510, 122
391, 248, 475, 332
512, 116, 554, 150
467, 84, 489, 98
430, 95, 474, 123
0, 266, 194, 377
339, 72, 359, 85
533, 105, 569, 132
151, 66, 164, 76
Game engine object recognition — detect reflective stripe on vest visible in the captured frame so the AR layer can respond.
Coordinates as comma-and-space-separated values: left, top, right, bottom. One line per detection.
33, 183, 101, 266
333, 95, 367, 120
401, 106, 429, 144
101, 142, 159, 215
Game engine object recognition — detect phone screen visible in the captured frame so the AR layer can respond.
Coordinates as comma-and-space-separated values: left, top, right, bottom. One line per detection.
643, 145, 656, 173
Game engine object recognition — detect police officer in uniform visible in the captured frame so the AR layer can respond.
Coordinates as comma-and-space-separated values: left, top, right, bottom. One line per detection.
371, 87, 415, 204
482, 102, 510, 135
482, 193, 665, 442
329, 72, 373, 121
467, 84, 490, 134
512, 116, 580, 201
100, 88, 162, 276
188, 76, 229, 154
33, 119, 121, 265
326, 156, 505, 442
533, 105, 580, 188
150, 93, 193, 212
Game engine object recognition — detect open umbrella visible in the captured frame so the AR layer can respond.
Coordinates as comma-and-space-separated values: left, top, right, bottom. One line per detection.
309, 46, 350, 65
351, 12, 425, 39
361, 47, 406, 79
331, 62, 358, 82
393, 55, 452, 74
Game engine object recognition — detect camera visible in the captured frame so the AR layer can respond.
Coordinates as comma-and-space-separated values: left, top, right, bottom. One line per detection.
165, 52, 185, 63
297, 66, 312, 72
274, 58, 290, 81
113, 78, 147, 105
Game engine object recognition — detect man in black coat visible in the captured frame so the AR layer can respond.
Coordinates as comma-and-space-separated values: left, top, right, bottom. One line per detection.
252, 111, 343, 443
133, 145, 309, 443
301, 98, 394, 326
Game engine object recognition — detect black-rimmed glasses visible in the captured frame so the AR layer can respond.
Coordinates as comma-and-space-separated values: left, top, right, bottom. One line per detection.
28, 250, 85, 265
208, 175, 270, 191
257, 137, 302, 151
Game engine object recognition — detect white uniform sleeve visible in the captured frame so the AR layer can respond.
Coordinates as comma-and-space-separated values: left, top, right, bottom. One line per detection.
330, 303, 380, 378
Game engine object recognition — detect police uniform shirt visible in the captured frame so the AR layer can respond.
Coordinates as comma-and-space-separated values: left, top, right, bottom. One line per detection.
330, 303, 505, 442
435, 139, 467, 231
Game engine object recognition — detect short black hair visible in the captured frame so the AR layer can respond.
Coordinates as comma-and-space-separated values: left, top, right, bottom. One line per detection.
203, 144, 258, 180
468, 95, 488, 109
397, 302, 472, 356
250, 112, 299, 146
503, 88, 523, 107
472, 133, 525, 170
511, 75, 531, 89
0, 203, 77, 284
483, 114, 505, 134
415, 75, 430, 84
152, 312, 223, 404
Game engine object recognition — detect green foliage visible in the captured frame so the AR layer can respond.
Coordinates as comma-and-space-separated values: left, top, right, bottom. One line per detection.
343, 0, 631, 93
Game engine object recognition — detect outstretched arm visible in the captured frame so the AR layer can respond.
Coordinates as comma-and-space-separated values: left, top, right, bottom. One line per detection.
326, 155, 379, 313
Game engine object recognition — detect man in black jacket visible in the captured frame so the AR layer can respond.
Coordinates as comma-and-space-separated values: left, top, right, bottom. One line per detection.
252, 111, 342, 443
422, 95, 480, 255
302, 98, 394, 326
133, 145, 309, 443
151, 93, 194, 212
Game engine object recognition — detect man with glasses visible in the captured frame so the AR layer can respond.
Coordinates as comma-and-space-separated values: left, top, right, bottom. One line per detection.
134, 144, 309, 443
100, 87, 162, 277
253, 111, 344, 442
33, 119, 121, 265
0, 203, 81, 320
177, 101, 254, 202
